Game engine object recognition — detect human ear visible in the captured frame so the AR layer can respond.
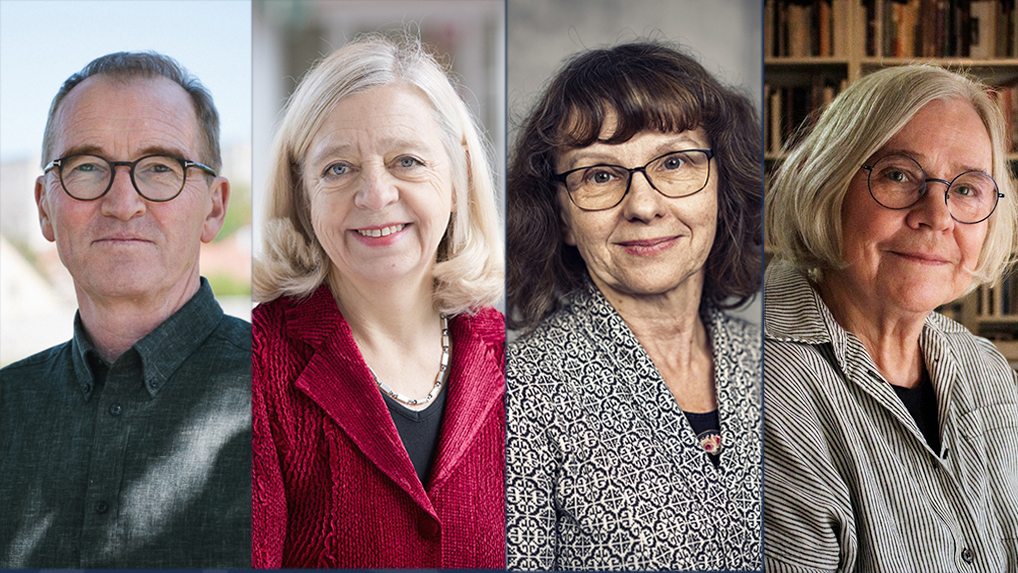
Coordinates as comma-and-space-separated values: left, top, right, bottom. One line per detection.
200, 177, 230, 243
35, 176, 55, 242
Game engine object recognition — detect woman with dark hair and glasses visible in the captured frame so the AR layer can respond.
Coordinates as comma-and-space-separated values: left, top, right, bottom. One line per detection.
764, 65, 1018, 572
505, 41, 763, 571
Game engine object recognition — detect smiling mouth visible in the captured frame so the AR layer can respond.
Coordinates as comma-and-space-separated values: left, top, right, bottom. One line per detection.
890, 251, 950, 264
356, 224, 406, 238
618, 236, 678, 247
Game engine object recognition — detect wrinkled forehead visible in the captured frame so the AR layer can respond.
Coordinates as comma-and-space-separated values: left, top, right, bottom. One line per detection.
52, 74, 200, 156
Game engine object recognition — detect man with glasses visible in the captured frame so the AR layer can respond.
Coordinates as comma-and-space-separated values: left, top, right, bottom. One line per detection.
0, 52, 250, 568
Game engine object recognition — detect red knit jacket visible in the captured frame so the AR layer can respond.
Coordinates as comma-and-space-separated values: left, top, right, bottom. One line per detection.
251, 285, 506, 568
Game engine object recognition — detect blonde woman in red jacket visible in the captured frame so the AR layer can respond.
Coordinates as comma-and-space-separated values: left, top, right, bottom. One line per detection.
251, 33, 505, 568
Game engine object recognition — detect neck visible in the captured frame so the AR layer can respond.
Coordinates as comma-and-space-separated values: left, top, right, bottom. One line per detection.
76, 273, 201, 363
594, 274, 716, 412
817, 274, 926, 388
328, 267, 440, 347
329, 268, 447, 410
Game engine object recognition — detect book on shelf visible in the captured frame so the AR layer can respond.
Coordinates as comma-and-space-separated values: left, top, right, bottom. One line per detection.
977, 269, 1018, 318
864, 0, 1018, 58
765, 78, 847, 154
766, 0, 853, 58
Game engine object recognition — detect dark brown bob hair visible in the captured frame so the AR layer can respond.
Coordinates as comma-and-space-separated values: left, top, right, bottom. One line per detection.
507, 41, 762, 332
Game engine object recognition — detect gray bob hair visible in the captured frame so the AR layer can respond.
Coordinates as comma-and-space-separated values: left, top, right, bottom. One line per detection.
767, 64, 1017, 286
254, 33, 504, 315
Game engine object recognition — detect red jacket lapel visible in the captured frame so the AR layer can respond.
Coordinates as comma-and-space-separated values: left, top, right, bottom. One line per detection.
283, 286, 435, 516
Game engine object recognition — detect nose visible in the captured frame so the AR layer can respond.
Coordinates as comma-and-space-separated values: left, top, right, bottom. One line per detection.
906, 179, 953, 231
620, 169, 667, 222
353, 165, 399, 211
99, 165, 146, 220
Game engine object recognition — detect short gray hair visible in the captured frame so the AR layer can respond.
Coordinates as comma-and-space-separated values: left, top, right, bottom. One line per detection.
767, 64, 1017, 285
41, 51, 221, 171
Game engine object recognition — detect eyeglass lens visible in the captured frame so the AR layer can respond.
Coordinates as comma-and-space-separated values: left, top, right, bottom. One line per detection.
58, 154, 187, 201
866, 154, 999, 223
565, 150, 711, 210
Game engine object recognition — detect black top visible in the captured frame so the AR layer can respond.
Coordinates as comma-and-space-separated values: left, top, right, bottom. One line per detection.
381, 381, 448, 486
0, 278, 252, 568
684, 408, 722, 467
891, 374, 941, 453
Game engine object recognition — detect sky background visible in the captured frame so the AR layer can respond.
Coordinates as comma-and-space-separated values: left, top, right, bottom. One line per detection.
0, 0, 253, 364
0, 0, 252, 164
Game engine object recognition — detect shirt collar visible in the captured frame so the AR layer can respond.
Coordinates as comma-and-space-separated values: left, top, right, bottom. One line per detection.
70, 277, 225, 399
763, 259, 969, 370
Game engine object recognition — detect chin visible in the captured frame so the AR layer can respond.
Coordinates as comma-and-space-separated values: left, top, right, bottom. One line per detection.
886, 286, 963, 315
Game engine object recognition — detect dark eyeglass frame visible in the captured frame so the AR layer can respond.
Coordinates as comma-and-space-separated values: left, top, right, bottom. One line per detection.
861, 154, 1004, 224
553, 148, 715, 211
43, 153, 218, 203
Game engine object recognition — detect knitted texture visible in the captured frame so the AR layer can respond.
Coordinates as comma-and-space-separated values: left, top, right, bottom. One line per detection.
251, 285, 506, 568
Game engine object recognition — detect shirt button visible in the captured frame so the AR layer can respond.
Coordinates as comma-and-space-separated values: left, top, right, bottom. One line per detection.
961, 547, 974, 564
95, 501, 109, 514
417, 515, 439, 539
108, 404, 122, 416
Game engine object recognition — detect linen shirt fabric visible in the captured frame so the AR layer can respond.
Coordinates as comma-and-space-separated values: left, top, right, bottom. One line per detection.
0, 278, 252, 568
763, 260, 1018, 573
506, 284, 763, 571
251, 285, 506, 568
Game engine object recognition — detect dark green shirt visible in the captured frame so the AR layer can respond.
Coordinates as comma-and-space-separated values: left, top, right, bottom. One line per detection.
0, 279, 251, 568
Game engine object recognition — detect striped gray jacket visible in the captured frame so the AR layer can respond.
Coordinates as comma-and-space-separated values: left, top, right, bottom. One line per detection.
763, 260, 1018, 573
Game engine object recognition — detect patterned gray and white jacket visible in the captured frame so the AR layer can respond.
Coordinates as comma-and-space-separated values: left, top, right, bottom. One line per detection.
506, 283, 763, 571
763, 260, 1018, 573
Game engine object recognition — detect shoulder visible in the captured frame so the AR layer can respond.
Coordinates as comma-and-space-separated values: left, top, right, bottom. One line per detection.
1, 341, 77, 411
455, 306, 505, 346
927, 312, 1018, 396
451, 306, 506, 373
1, 341, 74, 382
251, 294, 325, 389
507, 295, 602, 402
928, 311, 1009, 365
710, 308, 762, 360
509, 293, 590, 359
2, 340, 73, 370
210, 313, 252, 352
252, 295, 291, 342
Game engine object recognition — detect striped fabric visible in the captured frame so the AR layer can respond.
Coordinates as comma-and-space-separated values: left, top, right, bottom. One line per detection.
763, 260, 1018, 573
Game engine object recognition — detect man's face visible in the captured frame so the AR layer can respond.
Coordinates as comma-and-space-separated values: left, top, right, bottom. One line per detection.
35, 75, 228, 307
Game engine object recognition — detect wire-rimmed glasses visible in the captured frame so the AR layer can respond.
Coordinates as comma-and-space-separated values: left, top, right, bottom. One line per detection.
43, 153, 217, 202
553, 149, 715, 211
862, 154, 1003, 224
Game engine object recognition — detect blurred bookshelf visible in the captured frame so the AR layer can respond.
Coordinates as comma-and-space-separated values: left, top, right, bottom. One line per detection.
765, 0, 1018, 364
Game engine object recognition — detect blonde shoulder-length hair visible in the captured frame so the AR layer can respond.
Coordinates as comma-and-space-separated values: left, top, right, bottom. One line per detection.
254, 33, 504, 315
767, 64, 1017, 286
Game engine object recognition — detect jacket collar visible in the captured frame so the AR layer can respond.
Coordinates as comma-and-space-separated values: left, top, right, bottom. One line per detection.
283, 285, 504, 513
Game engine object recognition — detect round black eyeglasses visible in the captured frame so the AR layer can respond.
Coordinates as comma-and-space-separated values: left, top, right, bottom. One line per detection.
43, 153, 217, 202
862, 154, 1003, 224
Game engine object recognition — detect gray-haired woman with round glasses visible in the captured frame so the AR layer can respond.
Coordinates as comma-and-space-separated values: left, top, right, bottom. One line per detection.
505, 41, 763, 571
764, 64, 1018, 572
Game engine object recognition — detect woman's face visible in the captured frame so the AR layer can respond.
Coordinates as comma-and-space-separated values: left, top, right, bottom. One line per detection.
556, 126, 718, 304
303, 84, 454, 290
833, 98, 990, 315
